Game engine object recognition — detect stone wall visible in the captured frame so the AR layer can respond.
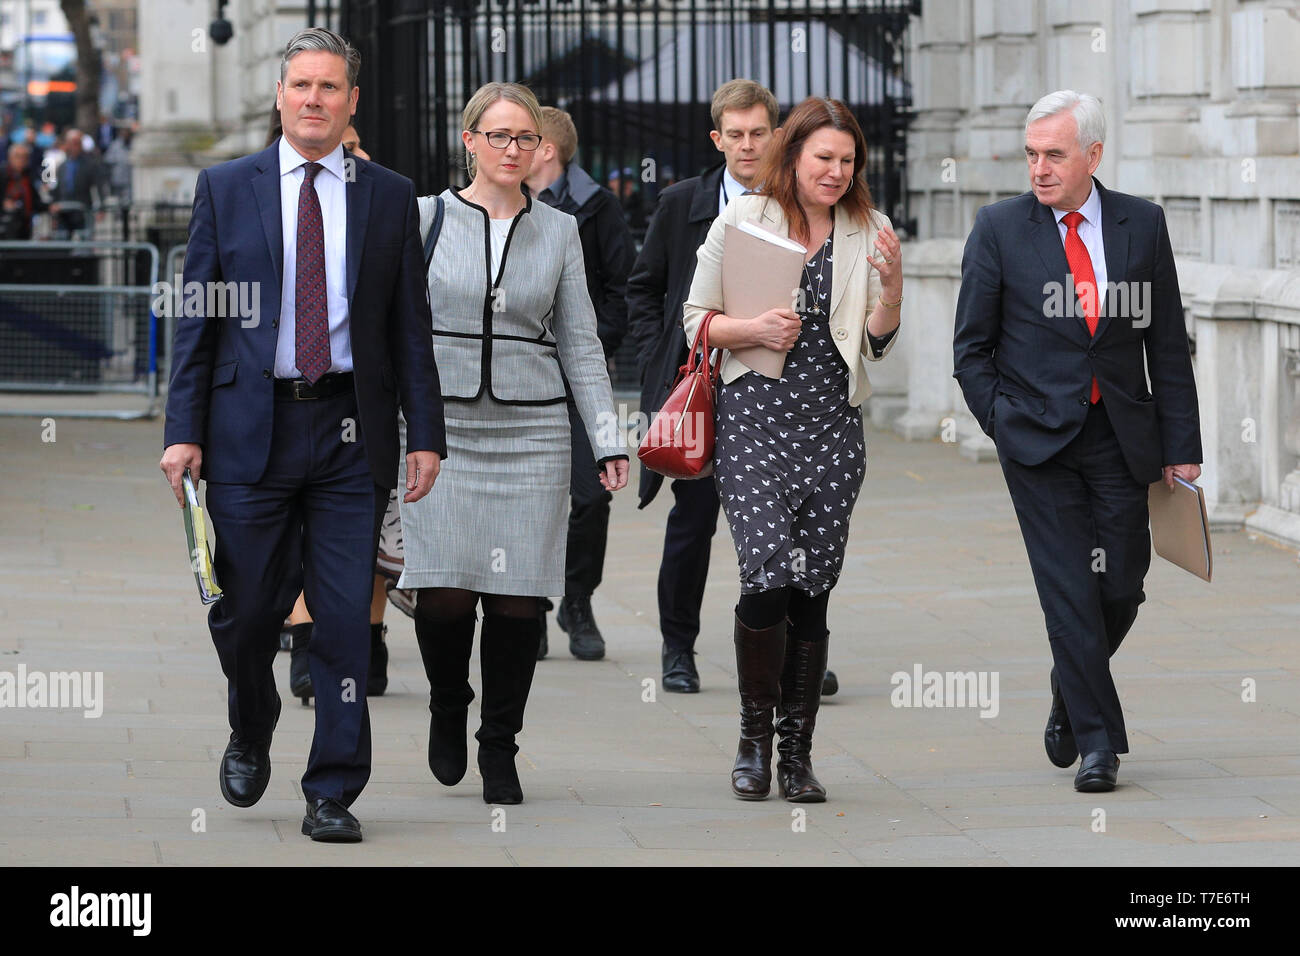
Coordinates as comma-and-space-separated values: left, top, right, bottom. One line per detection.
134, 0, 312, 202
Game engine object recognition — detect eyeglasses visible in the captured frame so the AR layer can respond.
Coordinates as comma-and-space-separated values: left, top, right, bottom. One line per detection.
472, 129, 542, 151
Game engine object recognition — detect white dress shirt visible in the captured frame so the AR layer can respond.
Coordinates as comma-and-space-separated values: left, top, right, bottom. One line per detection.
719, 165, 747, 215
275, 136, 352, 379
1052, 181, 1107, 309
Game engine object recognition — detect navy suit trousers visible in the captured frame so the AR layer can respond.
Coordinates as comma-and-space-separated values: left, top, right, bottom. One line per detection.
658, 476, 721, 651
204, 387, 387, 806
998, 401, 1150, 756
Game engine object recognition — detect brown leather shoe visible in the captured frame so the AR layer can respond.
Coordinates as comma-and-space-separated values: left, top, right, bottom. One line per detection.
775, 632, 829, 802
731, 613, 786, 800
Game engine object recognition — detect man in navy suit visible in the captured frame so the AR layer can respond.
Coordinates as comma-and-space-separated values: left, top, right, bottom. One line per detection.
159, 28, 446, 842
954, 91, 1201, 793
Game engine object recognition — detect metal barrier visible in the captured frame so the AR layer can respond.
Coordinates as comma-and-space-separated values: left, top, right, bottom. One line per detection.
161, 244, 187, 390
0, 240, 161, 419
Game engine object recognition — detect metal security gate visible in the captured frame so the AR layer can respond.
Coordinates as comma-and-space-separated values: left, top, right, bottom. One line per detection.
0, 241, 161, 419
338, 0, 916, 232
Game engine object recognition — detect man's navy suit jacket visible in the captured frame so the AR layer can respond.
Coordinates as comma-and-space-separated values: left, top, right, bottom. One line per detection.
163, 141, 446, 488
953, 178, 1201, 485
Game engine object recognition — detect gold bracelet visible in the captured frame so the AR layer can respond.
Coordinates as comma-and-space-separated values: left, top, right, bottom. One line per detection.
879, 294, 903, 309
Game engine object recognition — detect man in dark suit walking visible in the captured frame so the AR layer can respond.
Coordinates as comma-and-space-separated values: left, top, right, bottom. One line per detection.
954, 90, 1202, 793
159, 28, 447, 841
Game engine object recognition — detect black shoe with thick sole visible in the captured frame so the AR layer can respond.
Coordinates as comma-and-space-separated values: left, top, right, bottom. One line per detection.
558, 593, 605, 661
662, 644, 700, 693
300, 797, 362, 843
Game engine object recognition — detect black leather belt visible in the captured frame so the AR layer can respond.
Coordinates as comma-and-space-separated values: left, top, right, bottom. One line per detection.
273, 372, 354, 401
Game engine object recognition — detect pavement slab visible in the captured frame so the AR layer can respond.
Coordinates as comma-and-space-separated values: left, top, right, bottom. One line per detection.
2, 415, 1297, 865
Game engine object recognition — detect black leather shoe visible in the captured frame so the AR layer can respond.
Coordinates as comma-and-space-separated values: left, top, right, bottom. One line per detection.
1074, 750, 1119, 792
558, 594, 605, 660
1045, 667, 1078, 768
300, 797, 362, 843
219, 694, 280, 808
367, 623, 388, 697
821, 669, 839, 697
662, 644, 700, 693
288, 622, 313, 705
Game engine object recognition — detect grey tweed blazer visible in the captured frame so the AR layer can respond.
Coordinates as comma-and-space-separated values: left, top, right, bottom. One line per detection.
418, 188, 625, 460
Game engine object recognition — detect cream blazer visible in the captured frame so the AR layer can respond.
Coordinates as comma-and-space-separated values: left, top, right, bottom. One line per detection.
682, 194, 898, 407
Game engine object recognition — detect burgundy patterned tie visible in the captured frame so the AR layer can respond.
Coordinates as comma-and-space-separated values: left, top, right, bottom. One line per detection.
294, 162, 330, 384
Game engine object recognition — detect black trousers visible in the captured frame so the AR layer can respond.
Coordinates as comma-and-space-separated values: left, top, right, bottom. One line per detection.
658, 476, 721, 651
998, 401, 1149, 756
565, 399, 611, 597
205, 389, 387, 806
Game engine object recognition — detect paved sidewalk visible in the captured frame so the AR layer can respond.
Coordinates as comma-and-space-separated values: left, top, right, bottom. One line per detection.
1, 414, 1298, 865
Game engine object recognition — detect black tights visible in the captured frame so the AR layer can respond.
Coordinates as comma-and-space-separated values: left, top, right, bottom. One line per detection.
736, 587, 830, 642
414, 587, 540, 622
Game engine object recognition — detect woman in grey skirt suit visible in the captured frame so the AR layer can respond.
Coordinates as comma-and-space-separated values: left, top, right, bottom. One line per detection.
683, 97, 903, 803
398, 83, 629, 805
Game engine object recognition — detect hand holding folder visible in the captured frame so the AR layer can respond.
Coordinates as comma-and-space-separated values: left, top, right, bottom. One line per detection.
182, 469, 223, 604
722, 220, 808, 379
1148, 476, 1212, 582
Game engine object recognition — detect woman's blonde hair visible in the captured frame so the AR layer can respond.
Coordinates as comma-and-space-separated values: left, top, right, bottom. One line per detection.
462, 82, 544, 179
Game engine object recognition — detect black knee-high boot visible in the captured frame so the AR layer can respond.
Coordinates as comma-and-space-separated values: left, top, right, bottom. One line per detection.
775, 629, 829, 802
413, 608, 477, 785
731, 612, 787, 799
475, 613, 541, 805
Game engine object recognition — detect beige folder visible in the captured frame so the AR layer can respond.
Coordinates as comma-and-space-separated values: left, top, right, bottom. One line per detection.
1148, 476, 1212, 582
722, 221, 807, 379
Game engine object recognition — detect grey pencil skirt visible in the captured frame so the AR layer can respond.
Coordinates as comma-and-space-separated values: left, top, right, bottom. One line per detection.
397, 396, 570, 596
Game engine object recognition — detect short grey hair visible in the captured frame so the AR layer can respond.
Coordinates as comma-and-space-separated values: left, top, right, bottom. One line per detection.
1025, 90, 1105, 149
281, 28, 360, 90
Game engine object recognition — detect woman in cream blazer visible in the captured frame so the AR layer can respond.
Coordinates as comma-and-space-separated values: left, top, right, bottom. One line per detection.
682, 97, 903, 804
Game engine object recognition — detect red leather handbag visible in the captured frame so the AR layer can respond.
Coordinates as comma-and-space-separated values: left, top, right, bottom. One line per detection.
638, 310, 722, 480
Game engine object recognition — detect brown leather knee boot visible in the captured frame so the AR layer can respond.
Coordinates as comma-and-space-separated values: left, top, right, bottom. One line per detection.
731, 612, 787, 799
775, 631, 829, 802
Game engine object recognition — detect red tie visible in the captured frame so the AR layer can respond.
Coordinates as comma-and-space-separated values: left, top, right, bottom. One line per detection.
1061, 211, 1101, 404
295, 162, 330, 384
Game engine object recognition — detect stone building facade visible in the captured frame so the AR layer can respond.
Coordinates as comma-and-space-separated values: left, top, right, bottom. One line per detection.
892, 0, 1300, 549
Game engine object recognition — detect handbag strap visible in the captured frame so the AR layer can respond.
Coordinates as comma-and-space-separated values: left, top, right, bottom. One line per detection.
686, 310, 721, 377
422, 196, 446, 274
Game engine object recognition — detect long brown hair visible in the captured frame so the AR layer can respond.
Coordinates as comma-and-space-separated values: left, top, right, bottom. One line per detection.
754, 97, 876, 245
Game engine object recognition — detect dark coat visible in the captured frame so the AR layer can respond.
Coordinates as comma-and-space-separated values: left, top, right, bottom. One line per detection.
625, 162, 725, 507
163, 141, 447, 488
953, 177, 1201, 484
537, 163, 634, 357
